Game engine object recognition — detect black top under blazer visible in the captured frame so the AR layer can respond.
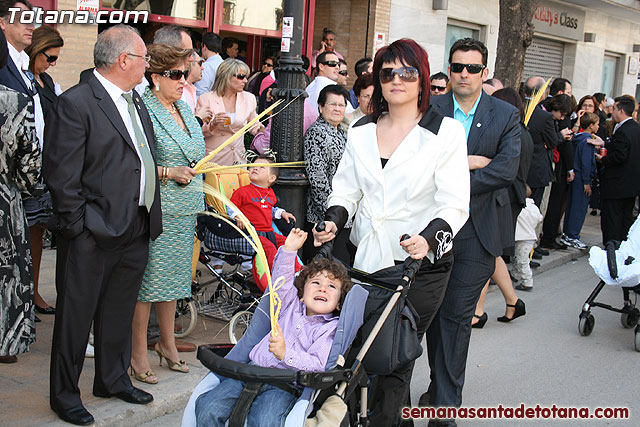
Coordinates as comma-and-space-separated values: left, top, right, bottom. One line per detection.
43, 73, 162, 249
430, 91, 521, 257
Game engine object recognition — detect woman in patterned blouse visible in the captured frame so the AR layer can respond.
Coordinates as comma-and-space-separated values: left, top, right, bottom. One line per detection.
303, 84, 351, 264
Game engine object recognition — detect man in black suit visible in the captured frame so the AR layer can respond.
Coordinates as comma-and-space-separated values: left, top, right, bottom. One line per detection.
597, 96, 640, 244
425, 38, 520, 425
43, 25, 162, 426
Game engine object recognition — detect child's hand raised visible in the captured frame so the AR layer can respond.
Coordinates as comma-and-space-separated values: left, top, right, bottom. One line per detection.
269, 323, 286, 360
283, 228, 307, 251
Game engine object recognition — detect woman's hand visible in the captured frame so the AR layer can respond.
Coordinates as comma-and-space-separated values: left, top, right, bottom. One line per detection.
196, 105, 213, 123
168, 166, 197, 185
560, 128, 573, 140
212, 112, 230, 127
283, 228, 307, 251
313, 221, 337, 247
269, 323, 286, 361
400, 234, 430, 260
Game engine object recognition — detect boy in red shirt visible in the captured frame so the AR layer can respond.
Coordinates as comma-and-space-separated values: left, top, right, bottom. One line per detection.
229, 156, 300, 289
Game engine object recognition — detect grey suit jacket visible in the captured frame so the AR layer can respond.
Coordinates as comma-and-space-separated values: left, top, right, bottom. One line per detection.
430, 91, 520, 256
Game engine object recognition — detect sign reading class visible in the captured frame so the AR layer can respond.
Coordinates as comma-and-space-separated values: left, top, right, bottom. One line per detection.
532, 0, 585, 41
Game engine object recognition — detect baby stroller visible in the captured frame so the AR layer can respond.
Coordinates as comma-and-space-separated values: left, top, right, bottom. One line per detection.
182, 238, 425, 427
580, 216, 640, 351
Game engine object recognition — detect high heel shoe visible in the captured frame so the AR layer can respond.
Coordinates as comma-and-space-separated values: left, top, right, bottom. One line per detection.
35, 305, 56, 315
129, 366, 158, 384
471, 312, 488, 329
154, 343, 189, 373
497, 299, 526, 322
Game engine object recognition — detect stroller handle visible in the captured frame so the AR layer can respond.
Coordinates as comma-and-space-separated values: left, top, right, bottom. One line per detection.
314, 222, 334, 260
400, 234, 422, 284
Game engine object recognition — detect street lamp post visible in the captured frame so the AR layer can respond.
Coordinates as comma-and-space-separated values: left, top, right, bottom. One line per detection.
271, 0, 308, 227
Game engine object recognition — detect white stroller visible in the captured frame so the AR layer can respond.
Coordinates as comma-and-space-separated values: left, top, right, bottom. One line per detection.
581, 216, 640, 351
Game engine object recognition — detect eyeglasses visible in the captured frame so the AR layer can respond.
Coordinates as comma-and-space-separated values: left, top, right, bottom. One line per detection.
431, 85, 446, 92
379, 66, 419, 84
321, 60, 339, 67
325, 102, 347, 109
338, 70, 348, 76
42, 51, 58, 64
161, 69, 190, 80
450, 63, 486, 74
127, 52, 151, 64
263, 62, 274, 67
233, 74, 248, 80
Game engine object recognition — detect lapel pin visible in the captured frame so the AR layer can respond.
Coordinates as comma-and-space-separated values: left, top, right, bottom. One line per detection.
476, 123, 482, 127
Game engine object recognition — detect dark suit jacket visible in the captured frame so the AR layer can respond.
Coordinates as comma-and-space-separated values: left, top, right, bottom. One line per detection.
43, 73, 162, 249
36, 72, 57, 120
510, 123, 533, 208
526, 106, 557, 187
430, 92, 520, 256
0, 55, 33, 97
600, 118, 640, 199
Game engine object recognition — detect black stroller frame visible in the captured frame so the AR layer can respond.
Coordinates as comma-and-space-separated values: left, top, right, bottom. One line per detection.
578, 240, 640, 351
196, 234, 424, 427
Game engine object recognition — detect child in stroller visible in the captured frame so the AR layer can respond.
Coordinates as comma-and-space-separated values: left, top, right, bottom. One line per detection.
194, 229, 353, 426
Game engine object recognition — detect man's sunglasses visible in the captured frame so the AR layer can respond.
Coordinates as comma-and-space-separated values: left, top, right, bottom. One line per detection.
431, 85, 446, 91
321, 60, 339, 67
263, 62, 274, 67
450, 63, 486, 74
42, 51, 58, 64
379, 66, 419, 84
233, 74, 248, 80
338, 70, 348, 76
161, 69, 190, 80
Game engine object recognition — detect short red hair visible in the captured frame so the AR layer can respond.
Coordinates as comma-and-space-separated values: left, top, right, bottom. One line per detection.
371, 38, 431, 120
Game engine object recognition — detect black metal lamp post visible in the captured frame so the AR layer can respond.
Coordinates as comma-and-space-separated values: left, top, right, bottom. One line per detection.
271, 0, 308, 226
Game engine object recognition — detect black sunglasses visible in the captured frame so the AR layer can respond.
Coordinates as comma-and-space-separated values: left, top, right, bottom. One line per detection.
233, 74, 248, 80
321, 60, 339, 67
379, 66, 419, 84
42, 51, 58, 64
450, 63, 486, 74
338, 70, 348, 76
431, 85, 446, 91
263, 62, 274, 67
161, 69, 190, 80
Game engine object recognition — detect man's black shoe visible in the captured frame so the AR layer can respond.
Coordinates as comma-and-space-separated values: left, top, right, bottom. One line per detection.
532, 252, 543, 260
534, 247, 550, 256
539, 241, 568, 250
94, 386, 153, 404
55, 405, 95, 426
530, 261, 540, 268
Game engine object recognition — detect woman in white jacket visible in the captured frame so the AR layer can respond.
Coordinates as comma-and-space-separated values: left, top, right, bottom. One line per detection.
313, 38, 470, 426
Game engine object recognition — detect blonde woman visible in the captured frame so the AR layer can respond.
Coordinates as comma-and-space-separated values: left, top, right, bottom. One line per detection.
196, 59, 264, 165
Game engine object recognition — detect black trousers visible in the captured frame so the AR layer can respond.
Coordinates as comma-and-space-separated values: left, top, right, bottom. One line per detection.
368, 250, 454, 427
425, 221, 495, 409
50, 209, 150, 411
540, 174, 568, 245
530, 186, 546, 208
600, 197, 637, 244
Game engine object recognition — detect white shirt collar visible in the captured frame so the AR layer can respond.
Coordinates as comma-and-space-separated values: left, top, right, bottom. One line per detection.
7, 42, 29, 71
614, 117, 632, 134
93, 68, 129, 105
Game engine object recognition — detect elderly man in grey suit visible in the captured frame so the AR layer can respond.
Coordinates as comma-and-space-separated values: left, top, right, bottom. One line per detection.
43, 25, 162, 426
423, 38, 521, 426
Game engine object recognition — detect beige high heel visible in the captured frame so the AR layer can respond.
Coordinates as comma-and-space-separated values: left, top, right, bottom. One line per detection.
129, 366, 158, 384
154, 343, 189, 373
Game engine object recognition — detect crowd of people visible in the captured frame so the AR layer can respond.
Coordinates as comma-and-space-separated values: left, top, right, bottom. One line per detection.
1, 0, 640, 425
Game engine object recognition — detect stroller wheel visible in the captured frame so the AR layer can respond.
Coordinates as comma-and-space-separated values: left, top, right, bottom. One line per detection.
175, 298, 198, 338
620, 308, 640, 329
578, 313, 595, 336
229, 309, 253, 344
635, 325, 640, 352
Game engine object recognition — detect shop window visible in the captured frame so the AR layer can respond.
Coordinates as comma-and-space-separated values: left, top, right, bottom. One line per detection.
102, 0, 206, 22
223, 0, 283, 32
444, 23, 480, 72
601, 54, 619, 97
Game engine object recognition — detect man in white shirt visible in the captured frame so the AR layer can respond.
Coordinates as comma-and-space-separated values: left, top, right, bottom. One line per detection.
195, 31, 223, 97
43, 25, 162, 426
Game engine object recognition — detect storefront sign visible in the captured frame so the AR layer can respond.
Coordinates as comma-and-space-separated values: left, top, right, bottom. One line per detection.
282, 17, 293, 38
532, 0, 585, 41
77, 0, 98, 13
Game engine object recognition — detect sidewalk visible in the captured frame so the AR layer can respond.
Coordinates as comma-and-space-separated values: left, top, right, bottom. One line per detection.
0, 214, 605, 426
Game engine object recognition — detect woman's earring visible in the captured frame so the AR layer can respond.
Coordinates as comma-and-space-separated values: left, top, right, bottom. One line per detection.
155, 84, 160, 91
418, 91, 422, 106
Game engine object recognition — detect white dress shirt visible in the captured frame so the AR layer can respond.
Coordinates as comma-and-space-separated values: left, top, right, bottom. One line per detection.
8, 42, 45, 150
93, 69, 149, 207
613, 117, 632, 135
195, 54, 223, 97
304, 75, 354, 124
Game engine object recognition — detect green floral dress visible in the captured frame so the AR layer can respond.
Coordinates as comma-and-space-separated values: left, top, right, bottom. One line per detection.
138, 88, 205, 302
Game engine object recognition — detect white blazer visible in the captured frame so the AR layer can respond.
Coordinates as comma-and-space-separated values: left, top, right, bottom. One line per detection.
328, 112, 470, 273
